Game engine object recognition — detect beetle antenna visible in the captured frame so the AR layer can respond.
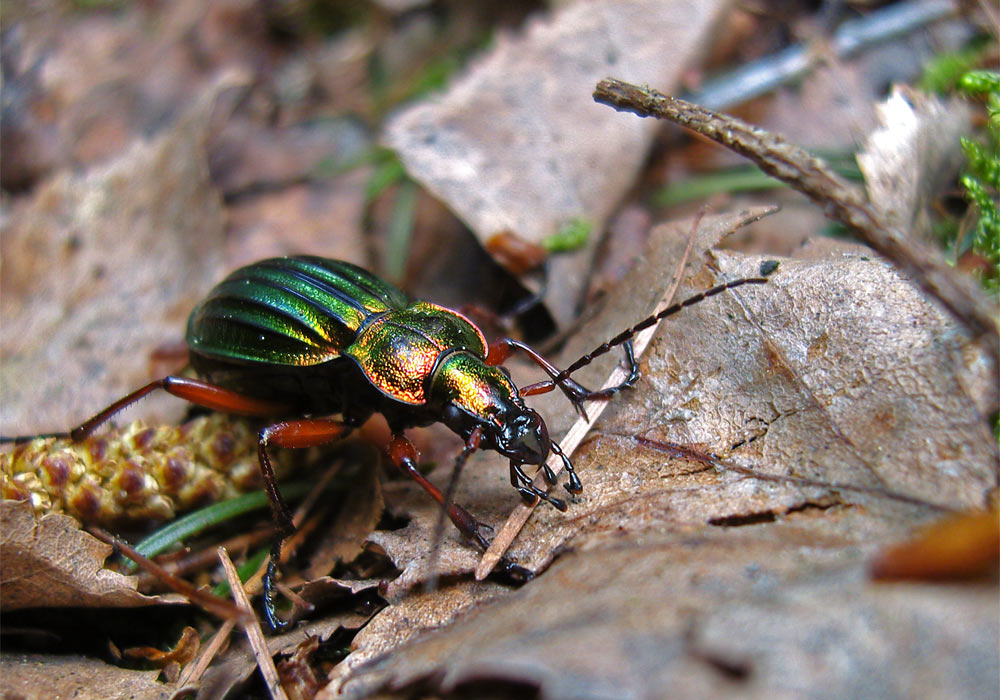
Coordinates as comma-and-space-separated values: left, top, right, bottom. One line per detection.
556, 274, 772, 387
534, 267, 778, 412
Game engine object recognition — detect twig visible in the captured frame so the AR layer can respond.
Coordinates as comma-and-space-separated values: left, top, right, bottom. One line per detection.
177, 618, 236, 688
219, 547, 289, 700
88, 527, 248, 623
593, 78, 999, 370
137, 527, 274, 589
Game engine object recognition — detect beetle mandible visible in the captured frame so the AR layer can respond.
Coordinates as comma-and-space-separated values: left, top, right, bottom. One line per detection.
3, 255, 772, 629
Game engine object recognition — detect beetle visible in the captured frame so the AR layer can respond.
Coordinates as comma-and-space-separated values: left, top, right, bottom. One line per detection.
2, 255, 772, 629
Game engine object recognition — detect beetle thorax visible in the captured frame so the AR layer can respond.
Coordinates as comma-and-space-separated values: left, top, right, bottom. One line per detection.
430, 351, 551, 465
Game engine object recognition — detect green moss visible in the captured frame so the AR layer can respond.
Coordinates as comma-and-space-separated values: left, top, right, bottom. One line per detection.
958, 70, 1000, 293
919, 46, 990, 94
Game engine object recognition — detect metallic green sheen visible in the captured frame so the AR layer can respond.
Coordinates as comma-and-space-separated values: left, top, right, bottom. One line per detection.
428, 350, 519, 421
186, 257, 409, 366
342, 303, 489, 405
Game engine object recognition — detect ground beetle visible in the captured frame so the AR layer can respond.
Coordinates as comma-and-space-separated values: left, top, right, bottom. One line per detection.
2, 255, 772, 629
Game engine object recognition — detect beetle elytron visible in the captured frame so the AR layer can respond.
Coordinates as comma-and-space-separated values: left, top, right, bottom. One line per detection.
3, 256, 772, 629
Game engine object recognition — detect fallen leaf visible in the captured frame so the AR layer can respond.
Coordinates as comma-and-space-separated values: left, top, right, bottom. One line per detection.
857, 86, 972, 240
509, 225, 997, 572
1, 652, 169, 700
331, 205, 997, 697
384, 0, 732, 326
276, 636, 323, 700
1, 74, 238, 436
331, 516, 999, 699
123, 626, 201, 668
0, 500, 160, 611
305, 462, 385, 580
328, 579, 510, 692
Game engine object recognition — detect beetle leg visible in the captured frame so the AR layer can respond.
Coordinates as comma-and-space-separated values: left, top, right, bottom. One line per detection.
76, 377, 290, 441
389, 434, 491, 550
257, 418, 353, 632
489, 276, 774, 418
514, 340, 638, 418
541, 461, 558, 485
424, 428, 484, 591
1, 376, 290, 444
389, 433, 535, 586
487, 339, 637, 420
258, 419, 353, 534
527, 276, 773, 402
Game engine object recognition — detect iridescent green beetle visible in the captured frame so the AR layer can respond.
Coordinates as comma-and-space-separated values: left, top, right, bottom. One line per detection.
4, 255, 772, 630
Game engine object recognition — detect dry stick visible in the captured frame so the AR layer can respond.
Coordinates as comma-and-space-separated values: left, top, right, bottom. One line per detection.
245, 459, 343, 595
177, 618, 237, 688
137, 527, 275, 589
592, 78, 1000, 371
219, 547, 289, 700
88, 527, 248, 624
476, 216, 703, 580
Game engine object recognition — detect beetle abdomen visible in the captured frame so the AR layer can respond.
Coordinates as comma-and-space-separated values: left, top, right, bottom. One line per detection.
187, 257, 409, 366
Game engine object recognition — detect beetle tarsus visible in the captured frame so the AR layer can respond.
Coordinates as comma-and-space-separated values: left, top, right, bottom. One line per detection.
517, 487, 541, 506
510, 461, 567, 511
262, 542, 294, 632
491, 558, 535, 584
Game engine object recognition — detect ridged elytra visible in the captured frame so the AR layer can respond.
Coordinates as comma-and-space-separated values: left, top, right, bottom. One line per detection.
1, 255, 774, 630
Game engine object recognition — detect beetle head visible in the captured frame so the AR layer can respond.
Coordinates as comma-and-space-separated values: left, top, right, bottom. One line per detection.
493, 405, 550, 465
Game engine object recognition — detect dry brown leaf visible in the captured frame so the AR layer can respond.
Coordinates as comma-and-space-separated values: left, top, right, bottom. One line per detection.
366, 208, 779, 594
384, 0, 731, 326
0, 500, 160, 610
1, 74, 240, 436
1, 652, 169, 700
870, 507, 1000, 581
276, 636, 323, 700
305, 461, 385, 580
330, 516, 999, 699
123, 626, 201, 668
329, 579, 510, 692
508, 229, 996, 571
857, 86, 972, 240
329, 206, 997, 697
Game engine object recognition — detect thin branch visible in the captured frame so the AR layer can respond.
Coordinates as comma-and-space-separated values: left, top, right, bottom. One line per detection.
88, 527, 248, 624
219, 547, 289, 700
593, 78, 999, 372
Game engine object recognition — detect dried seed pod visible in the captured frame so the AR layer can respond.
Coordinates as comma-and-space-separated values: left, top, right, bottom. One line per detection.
1, 415, 295, 526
